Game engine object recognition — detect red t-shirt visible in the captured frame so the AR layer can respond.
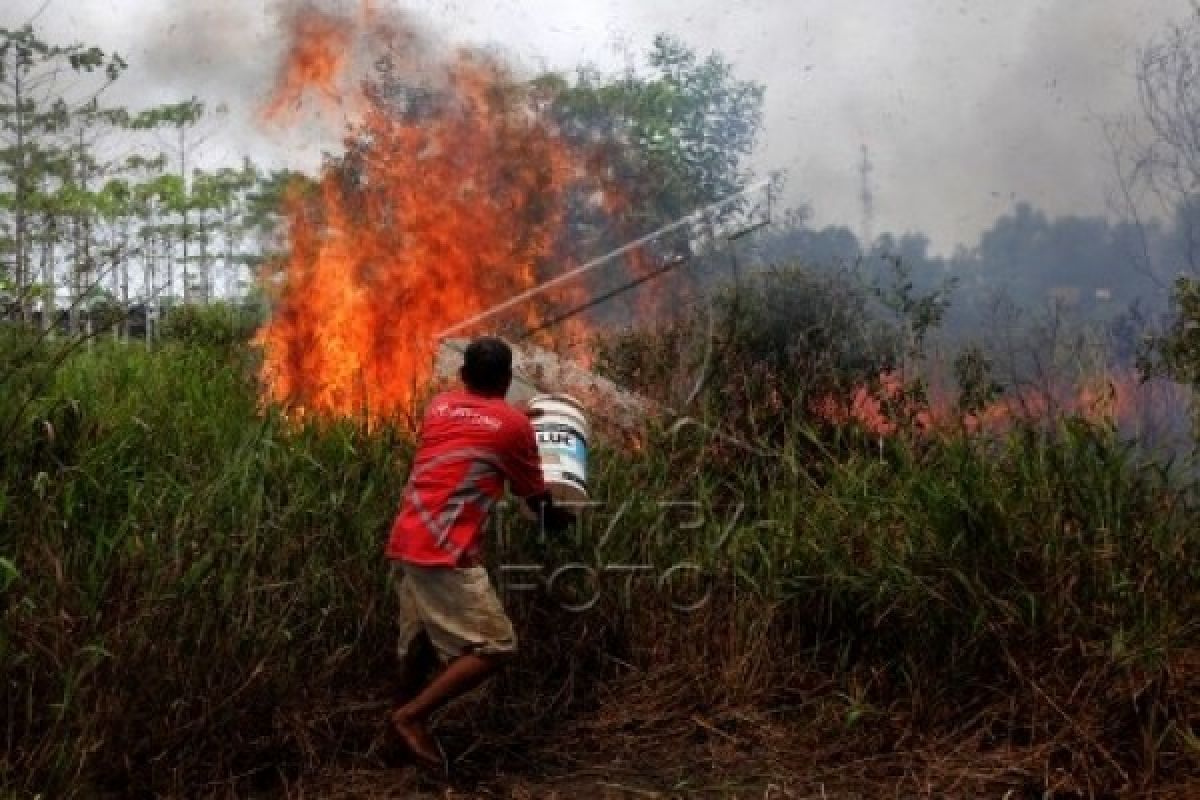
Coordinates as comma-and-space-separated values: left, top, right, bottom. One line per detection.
387, 389, 545, 567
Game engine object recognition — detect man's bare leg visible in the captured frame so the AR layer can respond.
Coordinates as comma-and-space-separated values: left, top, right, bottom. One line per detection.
395, 631, 438, 706
391, 652, 509, 767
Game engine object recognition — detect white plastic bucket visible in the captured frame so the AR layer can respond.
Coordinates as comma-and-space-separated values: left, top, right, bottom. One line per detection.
528, 393, 590, 508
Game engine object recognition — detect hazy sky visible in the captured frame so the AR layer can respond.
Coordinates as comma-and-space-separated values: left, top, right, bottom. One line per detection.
3, 0, 1195, 252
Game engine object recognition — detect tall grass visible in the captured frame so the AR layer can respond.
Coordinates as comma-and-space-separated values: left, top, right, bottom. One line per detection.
1, 331, 1198, 795
493, 408, 1200, 791
1, 339, 407, 793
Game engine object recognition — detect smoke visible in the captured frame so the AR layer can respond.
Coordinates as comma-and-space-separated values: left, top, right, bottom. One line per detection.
877, 0, 1172, 247
260, 1, 456, 122
595, 0, 1192, 249
2, 0, 1196, 250
139, 1, 272, 102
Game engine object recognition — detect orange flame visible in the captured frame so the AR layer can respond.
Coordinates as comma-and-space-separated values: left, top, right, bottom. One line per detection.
813, 369, 1192, 442
262, 5, 355, 120
256, 8, 592, 424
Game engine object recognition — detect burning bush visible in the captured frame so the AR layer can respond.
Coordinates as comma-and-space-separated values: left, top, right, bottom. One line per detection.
251, 4, 770, 429
256, 48, 586, 423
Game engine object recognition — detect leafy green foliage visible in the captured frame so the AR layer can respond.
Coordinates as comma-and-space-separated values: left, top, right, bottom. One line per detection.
158, 302, 262, 353
1144, 277, 1200, 430
1152, 278, 1200, 386
952, 344, 1003, 415
0, 25, 292, 323
0, 25, 126, 305
542, 35, 764, 231
594, 264, 905, 443
127, 97, 205, 130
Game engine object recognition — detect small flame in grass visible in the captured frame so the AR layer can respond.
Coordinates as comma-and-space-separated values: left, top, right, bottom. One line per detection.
813, 369, 1193, 443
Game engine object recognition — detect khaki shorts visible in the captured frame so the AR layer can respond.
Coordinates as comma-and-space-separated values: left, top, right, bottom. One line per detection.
392, 562, 518, 662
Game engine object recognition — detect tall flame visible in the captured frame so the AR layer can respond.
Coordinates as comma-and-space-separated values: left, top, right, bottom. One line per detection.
255, 5, 589, 424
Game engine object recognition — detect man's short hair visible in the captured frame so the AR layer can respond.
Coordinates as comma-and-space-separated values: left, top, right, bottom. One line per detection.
461, 337, 513, 395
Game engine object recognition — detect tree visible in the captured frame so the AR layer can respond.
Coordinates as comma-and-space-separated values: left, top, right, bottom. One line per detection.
542, 35, 764, 235
1110, 10, 1200, 408
530, 36, 765, 327
191, 161, 258, 302
0, 24, 125, 318
130, 98, 219, 305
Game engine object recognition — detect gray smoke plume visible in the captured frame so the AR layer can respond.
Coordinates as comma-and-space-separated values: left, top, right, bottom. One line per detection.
2, 0, 1195, 250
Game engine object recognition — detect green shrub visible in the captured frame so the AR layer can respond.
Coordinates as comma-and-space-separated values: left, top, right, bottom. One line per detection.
594, 265, 901, 441
159, 302, 263, 353
1147, 276, 1200, 431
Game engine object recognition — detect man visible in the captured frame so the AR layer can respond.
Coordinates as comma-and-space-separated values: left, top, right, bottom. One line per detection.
387, 337, 572, 769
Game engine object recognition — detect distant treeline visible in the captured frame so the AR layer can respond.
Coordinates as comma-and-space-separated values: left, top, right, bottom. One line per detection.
751, 202, 1185, 332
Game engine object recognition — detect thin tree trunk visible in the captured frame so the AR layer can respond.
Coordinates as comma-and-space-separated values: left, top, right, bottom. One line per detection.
166, 230, 174, 301
113, 223, 125, 341
179, 126, 189, 305
224, 203, 236, 302
200, 224, 210, 304
69, 213, 80, 336
12, 55, 29, 320
40, 214, 56, 334
122, 220, 131, 340
142, 230, 152, 342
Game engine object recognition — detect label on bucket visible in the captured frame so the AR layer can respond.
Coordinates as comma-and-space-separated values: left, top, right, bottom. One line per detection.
536, 423, 587, 468
527, 394, 590, 511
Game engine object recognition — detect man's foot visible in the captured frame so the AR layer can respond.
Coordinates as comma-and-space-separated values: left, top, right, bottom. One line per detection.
390, 709, 444, 771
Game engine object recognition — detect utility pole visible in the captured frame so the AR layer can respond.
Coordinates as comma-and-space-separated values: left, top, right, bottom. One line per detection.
859, 143, 875, 253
